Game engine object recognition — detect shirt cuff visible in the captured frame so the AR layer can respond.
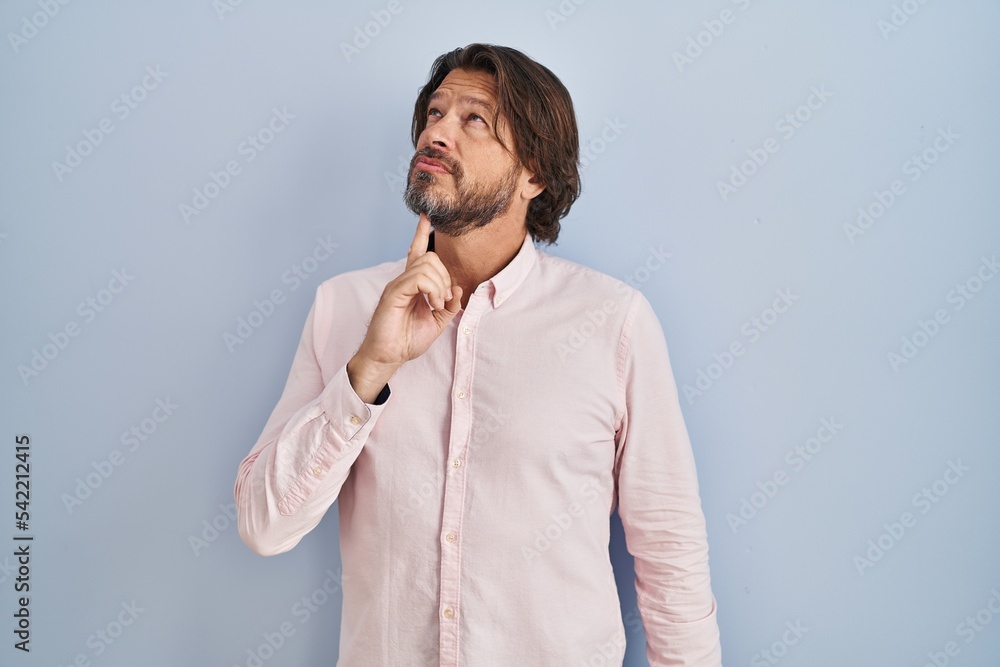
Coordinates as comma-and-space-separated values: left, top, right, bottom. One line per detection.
372, 382, 391, 406
274, 365, 389, 515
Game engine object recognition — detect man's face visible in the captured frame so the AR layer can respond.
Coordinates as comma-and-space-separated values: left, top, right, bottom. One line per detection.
404, 68, 527, 236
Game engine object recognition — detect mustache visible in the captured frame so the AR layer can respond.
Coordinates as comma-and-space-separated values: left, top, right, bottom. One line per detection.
412, 148, 458, 174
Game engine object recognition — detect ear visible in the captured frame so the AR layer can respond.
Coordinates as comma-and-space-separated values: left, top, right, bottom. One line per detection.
519, 168, 546, 201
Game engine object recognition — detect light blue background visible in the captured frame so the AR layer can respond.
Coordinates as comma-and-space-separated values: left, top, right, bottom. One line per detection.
2, 1, 998, 665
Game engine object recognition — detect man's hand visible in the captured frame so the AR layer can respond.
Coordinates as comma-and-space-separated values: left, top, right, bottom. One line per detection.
347, 213, 463, 402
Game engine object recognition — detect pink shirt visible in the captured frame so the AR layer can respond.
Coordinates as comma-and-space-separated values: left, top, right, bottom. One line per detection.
234, 230, 722, 666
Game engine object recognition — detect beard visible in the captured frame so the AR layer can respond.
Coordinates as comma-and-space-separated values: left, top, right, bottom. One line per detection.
403, 147, 520, 237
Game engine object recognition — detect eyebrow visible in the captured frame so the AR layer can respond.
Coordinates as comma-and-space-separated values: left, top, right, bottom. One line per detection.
427, 91, 496, 117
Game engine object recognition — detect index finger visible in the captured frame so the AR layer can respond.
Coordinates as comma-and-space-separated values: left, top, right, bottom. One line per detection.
407, 212, 432, 268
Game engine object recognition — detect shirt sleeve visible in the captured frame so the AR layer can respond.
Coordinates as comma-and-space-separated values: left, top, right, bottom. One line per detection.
233, 282, 390, 557
612, 290, 722, 666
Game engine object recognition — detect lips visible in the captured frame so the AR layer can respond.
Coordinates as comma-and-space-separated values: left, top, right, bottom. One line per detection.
415, 156, 450, 174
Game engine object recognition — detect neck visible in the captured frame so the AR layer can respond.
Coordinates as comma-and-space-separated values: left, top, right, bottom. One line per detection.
432, 216, 527, 310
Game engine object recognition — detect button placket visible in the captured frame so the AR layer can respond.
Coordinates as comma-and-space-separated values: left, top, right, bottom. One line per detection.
438, 297, 483, 666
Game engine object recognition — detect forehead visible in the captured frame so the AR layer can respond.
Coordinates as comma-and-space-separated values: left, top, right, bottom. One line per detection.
429, 68, 498, 107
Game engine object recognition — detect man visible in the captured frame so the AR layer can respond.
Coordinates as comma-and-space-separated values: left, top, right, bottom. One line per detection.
234, 43, 721, 666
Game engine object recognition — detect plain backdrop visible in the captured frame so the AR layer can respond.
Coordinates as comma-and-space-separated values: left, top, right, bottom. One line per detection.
1, 1, 998, 665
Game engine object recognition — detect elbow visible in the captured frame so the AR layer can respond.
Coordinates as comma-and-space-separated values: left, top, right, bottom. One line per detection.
239, 527, 289, 558
233, 471, 296, 558
236, 512, 297, 557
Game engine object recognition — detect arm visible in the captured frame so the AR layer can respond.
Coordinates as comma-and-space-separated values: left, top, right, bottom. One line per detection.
612, 291, 722, 666
234, 213, 463, 557
233, 283, 390, 557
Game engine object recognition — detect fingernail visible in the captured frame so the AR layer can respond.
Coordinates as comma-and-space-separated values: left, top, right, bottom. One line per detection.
446, 289, 453, 300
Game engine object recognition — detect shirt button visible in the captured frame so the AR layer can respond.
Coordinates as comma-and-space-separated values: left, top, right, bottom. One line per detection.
496, 295, 504, 305
456, 390, 466, 399
443, 608, 455, 619
462, 326, 472, 334
350, 415, 361, 425
445, 532, 457, 542
312, 466, 323, 476
452, 458, 462, 468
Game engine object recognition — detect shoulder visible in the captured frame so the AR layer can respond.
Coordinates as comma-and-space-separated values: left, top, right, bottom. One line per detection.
534, 248, 669, 345
534, 248, 650, 314
304, 258, 406, 352
315, 257, 405, 301
307, 257, 406, 336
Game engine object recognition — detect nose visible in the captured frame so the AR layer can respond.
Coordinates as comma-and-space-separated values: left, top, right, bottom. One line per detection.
421, 110, 461, 150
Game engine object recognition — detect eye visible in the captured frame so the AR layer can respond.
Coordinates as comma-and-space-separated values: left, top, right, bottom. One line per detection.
427, 107, 442, 117
468, 113, 488, 126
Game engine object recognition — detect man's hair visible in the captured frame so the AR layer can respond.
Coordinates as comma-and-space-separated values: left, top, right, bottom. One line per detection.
410, 43, 581, 245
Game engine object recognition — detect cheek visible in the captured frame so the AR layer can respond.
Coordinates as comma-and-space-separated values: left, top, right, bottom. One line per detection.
473, 152, 512, 179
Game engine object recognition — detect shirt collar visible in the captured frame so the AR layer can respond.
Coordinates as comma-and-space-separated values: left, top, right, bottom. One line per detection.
428, 229, 537, 310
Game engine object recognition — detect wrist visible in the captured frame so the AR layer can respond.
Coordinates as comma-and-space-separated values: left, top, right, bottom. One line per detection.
347, 353, 400, 403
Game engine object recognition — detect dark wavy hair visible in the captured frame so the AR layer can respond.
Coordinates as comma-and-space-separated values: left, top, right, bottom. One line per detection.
410, 44, 581, 245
